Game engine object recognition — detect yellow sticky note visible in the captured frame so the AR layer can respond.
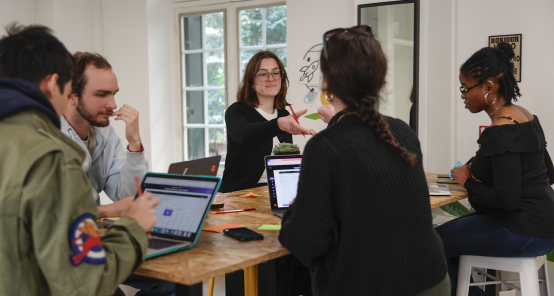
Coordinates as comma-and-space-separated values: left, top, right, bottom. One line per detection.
257, 225, 281, 231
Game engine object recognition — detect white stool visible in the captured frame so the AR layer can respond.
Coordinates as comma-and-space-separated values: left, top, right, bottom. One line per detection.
456, 255, 550, 296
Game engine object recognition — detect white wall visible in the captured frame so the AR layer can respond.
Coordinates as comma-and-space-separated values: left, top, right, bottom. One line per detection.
147, 0, 180, 172
286, 0, 355, 150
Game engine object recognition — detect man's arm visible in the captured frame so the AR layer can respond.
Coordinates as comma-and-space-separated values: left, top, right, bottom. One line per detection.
98, 196, 133, 218
103, 104, 148, 202
22, 151, 149, 296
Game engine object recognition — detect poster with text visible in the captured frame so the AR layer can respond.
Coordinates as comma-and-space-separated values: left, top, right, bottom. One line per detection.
489, 34, 522, 82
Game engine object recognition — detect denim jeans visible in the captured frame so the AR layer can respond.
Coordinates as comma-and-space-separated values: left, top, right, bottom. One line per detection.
112, 274, 175, 296
435, 213, 554, 296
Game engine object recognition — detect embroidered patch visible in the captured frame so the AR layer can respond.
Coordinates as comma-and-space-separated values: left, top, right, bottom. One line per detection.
69, 213, 106, 266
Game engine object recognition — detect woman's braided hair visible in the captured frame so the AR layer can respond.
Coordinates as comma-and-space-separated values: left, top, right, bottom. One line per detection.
320, 29, 416, 164
460, 42, 521, 105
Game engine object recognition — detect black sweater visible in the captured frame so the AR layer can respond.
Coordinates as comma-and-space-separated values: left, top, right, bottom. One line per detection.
279, 113, 448, 295
466, 115, 554, 236
220, 102, 292, 193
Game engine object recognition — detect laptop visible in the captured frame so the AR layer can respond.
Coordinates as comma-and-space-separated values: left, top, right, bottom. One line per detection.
265, 155, 302, 218
428, 183, 452, 196
136, 172, 221, 259
168, 155, 222, 176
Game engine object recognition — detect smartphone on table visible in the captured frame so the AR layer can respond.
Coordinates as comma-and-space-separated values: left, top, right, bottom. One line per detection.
223, 227, 264, 242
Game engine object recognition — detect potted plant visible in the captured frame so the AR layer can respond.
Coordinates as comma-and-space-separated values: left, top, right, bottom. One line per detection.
273, 143, 300, 155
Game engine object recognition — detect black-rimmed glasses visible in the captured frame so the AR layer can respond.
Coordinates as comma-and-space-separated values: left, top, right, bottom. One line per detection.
255, 69, 283, 82
322, 25, 373, 59
459, 81, 497, 97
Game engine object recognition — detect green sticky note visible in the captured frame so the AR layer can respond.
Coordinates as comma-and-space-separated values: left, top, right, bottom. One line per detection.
258, 225, 282, 231
304, 113, 320, 120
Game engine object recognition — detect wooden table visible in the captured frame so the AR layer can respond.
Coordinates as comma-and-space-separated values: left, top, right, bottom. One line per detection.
426, 172, 468, 208
134, 186, 287, 296
119, 173, 467, 295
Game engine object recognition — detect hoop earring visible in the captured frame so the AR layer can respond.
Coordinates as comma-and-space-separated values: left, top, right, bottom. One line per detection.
324, 91, 334, 102
484, 93, 496, 105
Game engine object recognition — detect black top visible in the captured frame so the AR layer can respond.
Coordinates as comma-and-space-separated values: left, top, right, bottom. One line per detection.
279, 112, 448, 295
466, 115, 554, 236
220, 102, 292, 193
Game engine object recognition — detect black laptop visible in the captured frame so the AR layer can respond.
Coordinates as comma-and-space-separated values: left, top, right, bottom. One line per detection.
264, 154, 302, 218
168, 155, 222, 176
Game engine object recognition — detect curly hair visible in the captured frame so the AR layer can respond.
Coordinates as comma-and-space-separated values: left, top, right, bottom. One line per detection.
237, 51, 289, 110
460, 42, 521, 105
320, 29, 416, 165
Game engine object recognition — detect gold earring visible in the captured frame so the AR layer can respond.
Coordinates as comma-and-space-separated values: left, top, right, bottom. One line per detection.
324, 91, 334, 102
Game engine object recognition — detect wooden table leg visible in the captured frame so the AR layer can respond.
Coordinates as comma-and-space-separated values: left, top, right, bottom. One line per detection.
243, 265, 259, 296
176, 282, 202, 296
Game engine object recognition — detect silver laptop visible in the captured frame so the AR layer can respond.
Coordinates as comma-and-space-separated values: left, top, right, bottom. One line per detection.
167, 155, 222, 176
136, 173, 221, 259
264, 155, 302, 218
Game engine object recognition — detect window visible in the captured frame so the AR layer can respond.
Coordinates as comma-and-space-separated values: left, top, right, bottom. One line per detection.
239, 5, 287, 76
181, 11, 227, 161
179, 4, 287, 163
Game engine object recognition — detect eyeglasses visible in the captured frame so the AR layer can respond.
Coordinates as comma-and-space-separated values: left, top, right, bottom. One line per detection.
255, 69, 283, 82
459, 80, 497, 97
322, 25, 373, 59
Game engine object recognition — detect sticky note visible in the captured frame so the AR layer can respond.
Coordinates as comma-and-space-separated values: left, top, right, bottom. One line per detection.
257, 225, 282, 231
203, 224, 243, 233
239, 192, 261, 198
449, 161, 463, 180
304, 113, 320, 120
224, 201, 231, 205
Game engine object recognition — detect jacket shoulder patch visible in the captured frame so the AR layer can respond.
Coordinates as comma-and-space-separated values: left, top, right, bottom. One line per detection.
69, 213, 106, 266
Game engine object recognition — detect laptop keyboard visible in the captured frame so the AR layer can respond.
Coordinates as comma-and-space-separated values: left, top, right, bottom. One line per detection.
148, 238, 183, 250
274, 211, 285, 218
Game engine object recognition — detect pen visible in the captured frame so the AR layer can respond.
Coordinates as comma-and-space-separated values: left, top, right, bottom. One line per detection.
289, 104, 305, 137
465, 157, 475, 166
215, 208, 256, 214
134, 176, 150, 235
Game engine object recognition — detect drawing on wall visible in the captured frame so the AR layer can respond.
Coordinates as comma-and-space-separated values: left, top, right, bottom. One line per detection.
297, 43, 323, 87
299, 61, 319, 83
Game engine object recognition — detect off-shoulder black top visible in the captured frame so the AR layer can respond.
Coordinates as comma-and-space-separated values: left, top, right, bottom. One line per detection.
466, 115, 554, 236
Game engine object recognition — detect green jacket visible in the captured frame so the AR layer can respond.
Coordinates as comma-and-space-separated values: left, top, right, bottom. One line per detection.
0, 110, 148, 296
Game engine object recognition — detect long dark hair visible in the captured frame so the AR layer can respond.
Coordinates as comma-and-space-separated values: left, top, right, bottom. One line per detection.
320, 30, 416, 164
237, 51, 289, 110
460, 42, 521, 105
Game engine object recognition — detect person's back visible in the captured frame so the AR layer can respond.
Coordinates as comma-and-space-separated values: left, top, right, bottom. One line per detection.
282, 113, 447, 295
279, 26, 448, 296
0, 24, 159, 296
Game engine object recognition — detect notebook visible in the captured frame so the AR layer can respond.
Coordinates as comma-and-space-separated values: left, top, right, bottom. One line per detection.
136, 173, 221, 259
265, 155, 302, 218
167, 155, 222, 176
428, 183, 452, 196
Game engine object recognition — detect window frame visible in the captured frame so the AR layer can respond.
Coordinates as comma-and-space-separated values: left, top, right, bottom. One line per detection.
178, 9, 228, 161
173, 0, 287, 169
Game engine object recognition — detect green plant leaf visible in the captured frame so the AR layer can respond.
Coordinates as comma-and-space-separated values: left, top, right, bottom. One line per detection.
440, 201, 472, 217
547, 250, 554, 262
305, 113, 320, 120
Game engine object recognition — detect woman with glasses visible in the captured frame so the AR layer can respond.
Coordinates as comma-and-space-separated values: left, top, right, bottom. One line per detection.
435, 42, 554, 296
279, 26, 449, 296
220, 51, 315, 193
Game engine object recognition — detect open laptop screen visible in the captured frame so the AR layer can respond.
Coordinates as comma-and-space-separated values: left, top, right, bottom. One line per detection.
142, 175, 218, 240
266, 156, 302, 209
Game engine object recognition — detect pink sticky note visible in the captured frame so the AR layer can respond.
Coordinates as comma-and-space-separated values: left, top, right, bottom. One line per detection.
224, 201, 231, 205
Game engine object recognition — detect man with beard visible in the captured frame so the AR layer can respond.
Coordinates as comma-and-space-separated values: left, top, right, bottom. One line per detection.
62, 52, 148, 218
62, 52, 174, 296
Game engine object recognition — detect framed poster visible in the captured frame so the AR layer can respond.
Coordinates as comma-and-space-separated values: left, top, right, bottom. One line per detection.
489, 34, 522, 82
